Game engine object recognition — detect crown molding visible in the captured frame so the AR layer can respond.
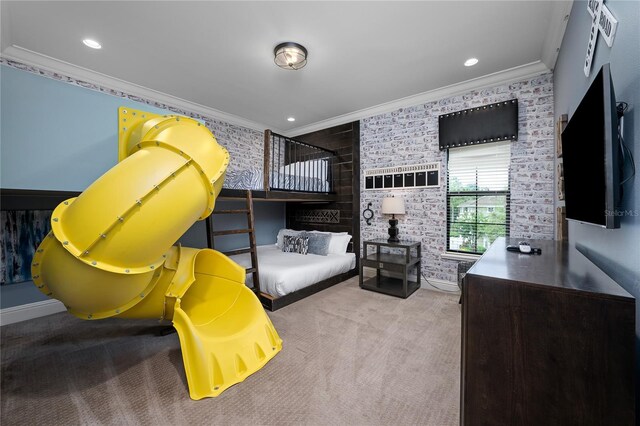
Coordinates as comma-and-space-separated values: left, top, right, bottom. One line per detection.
287, 60, 550, 137
3, 44, 550, 138
1, 45, 281, 134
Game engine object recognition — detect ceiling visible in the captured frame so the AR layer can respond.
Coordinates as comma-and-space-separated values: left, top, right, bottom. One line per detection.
1, 1, 572, 135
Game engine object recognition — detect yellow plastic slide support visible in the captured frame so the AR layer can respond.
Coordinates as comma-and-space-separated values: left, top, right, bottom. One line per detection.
31, 107, 282, 399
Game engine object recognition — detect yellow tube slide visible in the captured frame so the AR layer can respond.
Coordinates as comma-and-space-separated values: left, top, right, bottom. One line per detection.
31, 107, 282, 399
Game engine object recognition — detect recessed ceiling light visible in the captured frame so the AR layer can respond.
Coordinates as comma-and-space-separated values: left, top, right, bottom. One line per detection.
464, 57, 479, 67
287, 117, 296, 122
82, 39, 102, 49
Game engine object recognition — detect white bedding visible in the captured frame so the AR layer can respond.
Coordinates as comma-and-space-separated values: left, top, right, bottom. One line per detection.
229, 244, 356, 297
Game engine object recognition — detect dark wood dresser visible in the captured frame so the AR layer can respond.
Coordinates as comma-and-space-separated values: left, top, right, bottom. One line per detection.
461, 237, 635, 425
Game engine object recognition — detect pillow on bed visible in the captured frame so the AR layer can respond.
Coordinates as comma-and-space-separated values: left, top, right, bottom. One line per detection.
282, 235, 309, 255
307, 233, 331, 256
276, 229, 305, 248
307, 230, 348, 236
327, 234, 352, 255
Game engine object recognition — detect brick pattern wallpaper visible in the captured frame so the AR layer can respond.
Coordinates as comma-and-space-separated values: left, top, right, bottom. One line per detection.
1, 59, 264, 187
360, 73, 555, 284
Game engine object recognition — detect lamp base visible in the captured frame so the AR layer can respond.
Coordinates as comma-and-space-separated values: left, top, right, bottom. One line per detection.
387, 218, 400, 243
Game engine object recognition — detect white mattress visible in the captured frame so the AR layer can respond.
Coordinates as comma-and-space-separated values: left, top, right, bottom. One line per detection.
229, 245, 356, 297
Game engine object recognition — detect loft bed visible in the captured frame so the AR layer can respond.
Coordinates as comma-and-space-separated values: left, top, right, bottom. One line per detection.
221, 130, 338, 201
214, 125, 360, 311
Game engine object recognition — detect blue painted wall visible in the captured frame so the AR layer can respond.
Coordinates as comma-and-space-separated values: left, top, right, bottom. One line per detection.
554, 0, 640, 410
179, 200, 283, 251
0, 65, 284, 308
0, 65, 172, 191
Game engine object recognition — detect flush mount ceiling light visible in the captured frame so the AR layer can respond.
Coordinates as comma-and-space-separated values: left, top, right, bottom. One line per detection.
82, 39, 102, 49
464, 57, 479, 67
287, 117, 296, 122
274, 42, 308, 70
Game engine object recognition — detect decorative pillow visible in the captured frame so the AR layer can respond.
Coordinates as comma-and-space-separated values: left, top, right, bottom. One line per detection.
307, 230, 348, 236
276, 229, 304, 248
327, 234, 352, 255
282, 235, 309, 255
307, 233, 331, 256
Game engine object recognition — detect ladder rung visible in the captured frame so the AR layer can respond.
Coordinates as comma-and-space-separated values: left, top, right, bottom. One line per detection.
206, 191, 259, 291
212, 229, 252, 236
222, 248, 254, 256
212, 209, 250, 214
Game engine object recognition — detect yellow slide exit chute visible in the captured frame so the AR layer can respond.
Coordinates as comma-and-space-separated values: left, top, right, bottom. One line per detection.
31, 107, 282, 399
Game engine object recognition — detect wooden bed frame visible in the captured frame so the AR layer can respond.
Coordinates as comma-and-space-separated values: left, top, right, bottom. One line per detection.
252, 123, 360, 311
257, 269, 358, 311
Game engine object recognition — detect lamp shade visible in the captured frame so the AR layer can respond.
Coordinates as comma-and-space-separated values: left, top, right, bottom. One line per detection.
381, 196, 405, 215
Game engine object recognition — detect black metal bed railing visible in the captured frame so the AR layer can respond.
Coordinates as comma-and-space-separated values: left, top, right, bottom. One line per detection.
264, 130, 336, 193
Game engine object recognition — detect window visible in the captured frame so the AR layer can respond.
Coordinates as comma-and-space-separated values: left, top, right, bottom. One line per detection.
447, 141, 510, 254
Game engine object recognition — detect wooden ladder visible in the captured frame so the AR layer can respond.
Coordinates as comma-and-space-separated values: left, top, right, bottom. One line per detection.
205, 190, 260, 294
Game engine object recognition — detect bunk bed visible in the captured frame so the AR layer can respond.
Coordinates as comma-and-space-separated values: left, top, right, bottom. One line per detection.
214, 126, 360, 311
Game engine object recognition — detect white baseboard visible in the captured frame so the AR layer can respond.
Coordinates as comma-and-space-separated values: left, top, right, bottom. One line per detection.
0, 299, 66, 326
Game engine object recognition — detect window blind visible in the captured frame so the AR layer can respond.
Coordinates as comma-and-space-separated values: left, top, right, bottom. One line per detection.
447, 141, 511, 254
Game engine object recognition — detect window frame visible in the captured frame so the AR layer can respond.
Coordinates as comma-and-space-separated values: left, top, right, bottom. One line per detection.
446, 147, 511, 255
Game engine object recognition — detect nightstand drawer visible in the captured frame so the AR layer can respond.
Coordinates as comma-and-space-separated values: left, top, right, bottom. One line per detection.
362, 258, 405, 273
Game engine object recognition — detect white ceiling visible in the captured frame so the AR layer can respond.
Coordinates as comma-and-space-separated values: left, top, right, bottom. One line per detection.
1, 1, 572, 135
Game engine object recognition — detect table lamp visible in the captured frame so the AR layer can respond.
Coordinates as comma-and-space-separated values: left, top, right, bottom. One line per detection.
381, 196, 405, 243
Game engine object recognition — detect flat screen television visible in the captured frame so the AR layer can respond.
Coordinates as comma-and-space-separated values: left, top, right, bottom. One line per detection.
561, 63, 620, 229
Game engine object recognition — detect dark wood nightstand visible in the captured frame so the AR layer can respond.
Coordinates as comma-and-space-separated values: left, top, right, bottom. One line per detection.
359, 238, 421, 298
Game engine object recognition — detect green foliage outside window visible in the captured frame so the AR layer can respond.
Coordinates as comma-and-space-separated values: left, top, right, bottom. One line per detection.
448, 177, 508, 254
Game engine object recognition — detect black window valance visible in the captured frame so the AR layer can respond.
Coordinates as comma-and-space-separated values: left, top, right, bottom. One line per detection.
438, 99, 518, 150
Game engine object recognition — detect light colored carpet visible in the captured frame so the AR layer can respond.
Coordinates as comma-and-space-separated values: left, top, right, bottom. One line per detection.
1, 277, 461, 425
